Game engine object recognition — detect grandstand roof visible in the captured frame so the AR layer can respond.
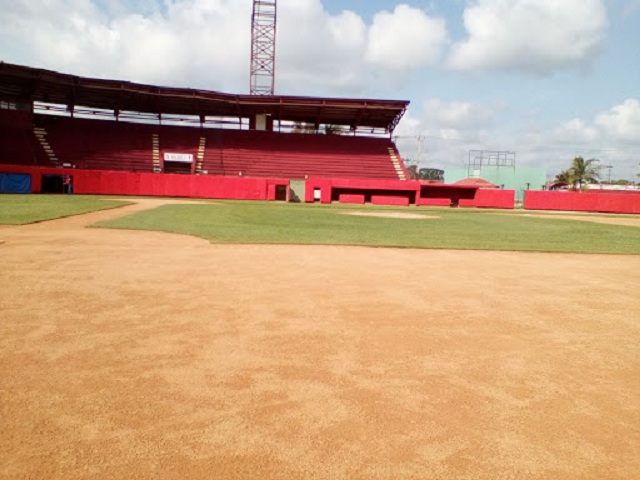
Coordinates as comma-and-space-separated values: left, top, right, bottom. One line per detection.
0, 62, 409, 132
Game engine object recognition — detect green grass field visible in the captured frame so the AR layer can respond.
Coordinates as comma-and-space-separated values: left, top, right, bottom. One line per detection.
95, 200, 640, 255
2, 195, 638, 254
0, 195, 129, 224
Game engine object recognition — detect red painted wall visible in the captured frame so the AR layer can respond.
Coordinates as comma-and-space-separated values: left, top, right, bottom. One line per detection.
305, 178, 335, 204
416, 198, 451, 207
460, 189, 515, 209
339, 193, 366, 204
524, 191, 640, 214
0, 165, 288, 201
371, 195, 410, 206
0, 165, 519, 210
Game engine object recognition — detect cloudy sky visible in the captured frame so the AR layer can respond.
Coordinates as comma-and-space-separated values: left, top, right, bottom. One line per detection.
2, 0, 639, 179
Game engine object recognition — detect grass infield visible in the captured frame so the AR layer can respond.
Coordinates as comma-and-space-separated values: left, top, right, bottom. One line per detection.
0, 195, 129, 224
95, 200, 640, 255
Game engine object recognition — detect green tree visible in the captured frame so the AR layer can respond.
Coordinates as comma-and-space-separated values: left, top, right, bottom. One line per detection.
569, 156, 601, 191
406, 165, 444, 181
419, 168, 444, 181
554, 169, 573, 187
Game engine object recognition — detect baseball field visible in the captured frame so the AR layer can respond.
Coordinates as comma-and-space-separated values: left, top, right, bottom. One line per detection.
1, 195, 639, 479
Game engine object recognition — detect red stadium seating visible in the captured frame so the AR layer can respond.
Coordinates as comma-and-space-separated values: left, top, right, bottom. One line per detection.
214, 129, 405, 180
34, 116, 155, 172
0, 110, 49, 166
0, 125, 38, 166
25, 115, 407, 181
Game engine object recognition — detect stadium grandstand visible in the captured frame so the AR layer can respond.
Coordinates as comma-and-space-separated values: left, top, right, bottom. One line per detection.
0, 62, 479, 205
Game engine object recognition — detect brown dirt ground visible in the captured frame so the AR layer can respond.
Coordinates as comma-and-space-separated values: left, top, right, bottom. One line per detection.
1, 200, 640, 480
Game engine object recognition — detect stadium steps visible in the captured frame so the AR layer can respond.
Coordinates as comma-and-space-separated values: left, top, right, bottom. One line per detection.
152, 134, 161, 172
388, 147, 407, 180
33, 127, 60, 166
195, 136, 206, 173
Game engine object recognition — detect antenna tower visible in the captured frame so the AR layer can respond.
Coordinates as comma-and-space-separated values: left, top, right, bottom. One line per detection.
250, 0, 277, 95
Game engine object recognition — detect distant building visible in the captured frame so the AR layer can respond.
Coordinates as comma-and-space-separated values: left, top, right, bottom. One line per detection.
445, 150, 546, 202
445, 166, 547, 201
587, 184, 639, 192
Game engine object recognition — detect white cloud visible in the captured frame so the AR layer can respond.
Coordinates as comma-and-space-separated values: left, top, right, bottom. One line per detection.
396, 98, 640, 177
365, 5, 448, 70
423, 99, 494, 129
394, 100, 499, 168
554, 119, 600, 143
0, 0, 448, 96
276, 2, 368, 94
0, 0, 251, 91
595, 99, 640, 143
447, 0, 608, 74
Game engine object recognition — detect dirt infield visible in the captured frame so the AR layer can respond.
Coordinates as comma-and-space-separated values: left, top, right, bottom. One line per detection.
1, 200, 639, 480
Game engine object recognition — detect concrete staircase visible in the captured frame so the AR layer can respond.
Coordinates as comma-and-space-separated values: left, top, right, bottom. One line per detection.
152, 134, 161, 172
388, 147, 407, 180
195, 136, 206, 174
33, 127, 59, 166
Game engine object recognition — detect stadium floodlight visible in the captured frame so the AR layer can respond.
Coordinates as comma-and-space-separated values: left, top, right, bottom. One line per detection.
250, 0, 277, 96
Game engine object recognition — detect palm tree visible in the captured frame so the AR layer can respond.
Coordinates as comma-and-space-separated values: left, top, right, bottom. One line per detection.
569, 157, 601, 191
554, 169, 573, 185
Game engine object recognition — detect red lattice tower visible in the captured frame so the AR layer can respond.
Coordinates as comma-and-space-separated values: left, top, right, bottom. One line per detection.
250, 0, 277, 96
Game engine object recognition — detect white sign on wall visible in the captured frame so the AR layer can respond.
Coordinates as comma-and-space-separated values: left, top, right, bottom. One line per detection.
164, 153, 193, 163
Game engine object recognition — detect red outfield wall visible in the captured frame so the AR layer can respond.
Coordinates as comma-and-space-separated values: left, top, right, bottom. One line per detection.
0, 165, 288, 201
524, 191, 640, 214
1, 164, 516, 209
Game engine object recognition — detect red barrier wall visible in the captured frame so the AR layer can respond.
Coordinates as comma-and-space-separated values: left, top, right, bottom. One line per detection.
417, 198, 451, 207
524, 191, 640, 214
371, 195, 410, 206
460, 189, 515, 209
339, 193, 365, 204
416, 189, 515, 208
0, 165, 288, 201
1, 165, 522, 211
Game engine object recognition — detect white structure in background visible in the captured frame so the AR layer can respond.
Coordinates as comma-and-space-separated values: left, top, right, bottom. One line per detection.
587, 184, 639, 191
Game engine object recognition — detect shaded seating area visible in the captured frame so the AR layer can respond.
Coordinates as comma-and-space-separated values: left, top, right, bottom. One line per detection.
34, 115, 155, 172
215, 129, 405, 180
26, 115, 408, 181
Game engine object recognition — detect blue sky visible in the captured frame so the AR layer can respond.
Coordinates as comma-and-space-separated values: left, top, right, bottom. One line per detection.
2, 0, 639, 179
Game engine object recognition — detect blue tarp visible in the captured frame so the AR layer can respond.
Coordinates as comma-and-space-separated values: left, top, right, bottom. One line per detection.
0, 173, 31, 194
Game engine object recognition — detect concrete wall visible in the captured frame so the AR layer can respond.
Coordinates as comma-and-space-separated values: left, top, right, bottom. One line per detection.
0, 165, 289, 201
524, 191, 640, 214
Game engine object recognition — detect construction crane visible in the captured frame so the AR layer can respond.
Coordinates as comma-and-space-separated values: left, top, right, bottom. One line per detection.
250, 0, 277, 96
